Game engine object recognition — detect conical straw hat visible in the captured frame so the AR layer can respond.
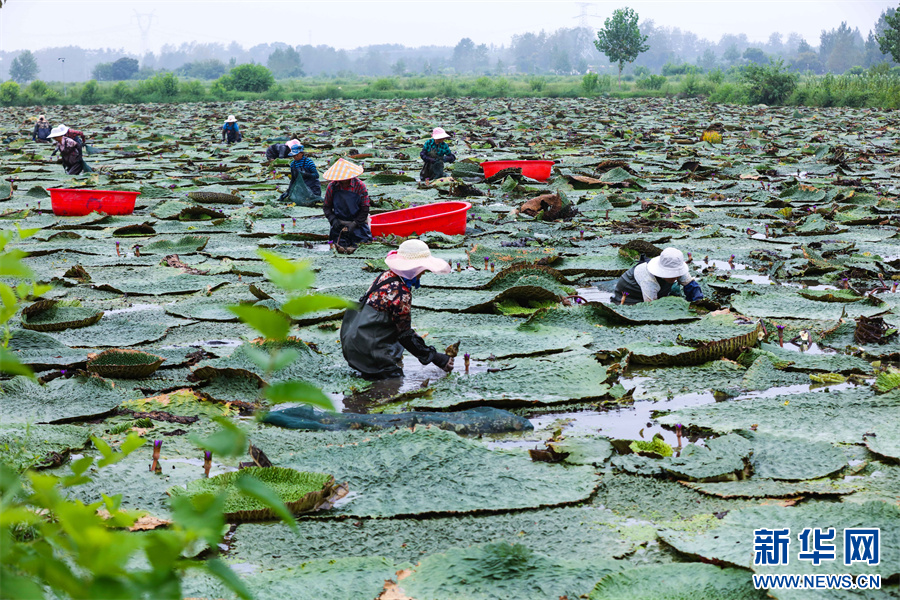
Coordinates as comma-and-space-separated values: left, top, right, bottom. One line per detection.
323, 158, 364, 181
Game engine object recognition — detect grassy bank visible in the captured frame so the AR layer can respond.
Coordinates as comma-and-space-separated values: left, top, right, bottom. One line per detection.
3, 68, 900, 109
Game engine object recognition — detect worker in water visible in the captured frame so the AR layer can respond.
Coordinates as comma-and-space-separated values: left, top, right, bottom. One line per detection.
419, 127, 456, 181
341, 239, 455, 379
322, 158, 372, 248
287, 144, 321, 197
612, 247, 704, 305
221, 115, 242, 144
32, 115, 52, 142
48, 125, 86, 175
265, 139, 299, 161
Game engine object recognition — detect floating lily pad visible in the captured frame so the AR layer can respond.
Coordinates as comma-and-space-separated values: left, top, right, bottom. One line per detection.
0, 375, 126, 424
587, 563, 766, 600
20, 300, 104, 332
0, 423, 92, 471
168, 467, 335, 522
401, 542, 618, 600
274, 427, 599, 517
658, 387, 900, 443
87, 349, 166, 379
142, 235, 210, 254
593, 296, 700, 324
682, 479, 855, 499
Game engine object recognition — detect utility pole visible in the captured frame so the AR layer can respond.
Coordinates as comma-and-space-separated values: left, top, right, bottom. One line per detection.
58, 57, 66, 98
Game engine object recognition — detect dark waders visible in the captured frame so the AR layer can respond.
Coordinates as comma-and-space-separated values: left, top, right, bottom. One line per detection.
329, 187, 372, 246
340, 275, 404, 379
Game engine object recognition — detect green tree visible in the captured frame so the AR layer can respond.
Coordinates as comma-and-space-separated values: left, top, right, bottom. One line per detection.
877, 6, 900, 62
9, 50, 39, 84
743, 47, 767, 64
266, 47, 304, 79
110, 57, 140, 80
80, 79, 100, 103
219, 64, 274, 92
0, 80, 20, 105
593, 7, 650, 82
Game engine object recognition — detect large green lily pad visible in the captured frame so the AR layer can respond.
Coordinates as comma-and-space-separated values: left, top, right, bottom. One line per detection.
0, 375, 126, 424
658, 387, 900, 443
587, 563, 767, 600
400, 542, 619, 600
274, 427, 599, 517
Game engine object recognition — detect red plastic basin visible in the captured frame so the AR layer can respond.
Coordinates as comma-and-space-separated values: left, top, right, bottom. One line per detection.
47, 188, 140, 216
370, 201, 471, 237
480, 160, 554, 181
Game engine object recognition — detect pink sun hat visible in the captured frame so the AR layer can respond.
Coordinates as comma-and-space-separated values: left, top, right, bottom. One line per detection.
431, 127, 450, 140
385, 239, 451, 278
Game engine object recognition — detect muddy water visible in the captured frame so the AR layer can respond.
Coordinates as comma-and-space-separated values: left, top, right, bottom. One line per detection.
341, 355, 490, 413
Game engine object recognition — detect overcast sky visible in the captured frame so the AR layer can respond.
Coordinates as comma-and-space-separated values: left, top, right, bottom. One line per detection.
0, 0, 895, 55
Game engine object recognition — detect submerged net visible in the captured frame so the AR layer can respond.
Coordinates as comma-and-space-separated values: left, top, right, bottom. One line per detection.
262, 405, 533, 434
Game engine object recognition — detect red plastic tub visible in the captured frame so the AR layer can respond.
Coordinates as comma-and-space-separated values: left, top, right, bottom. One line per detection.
370, 201, 471, 237
480, 160, 555, 181
47, 188, 140, 216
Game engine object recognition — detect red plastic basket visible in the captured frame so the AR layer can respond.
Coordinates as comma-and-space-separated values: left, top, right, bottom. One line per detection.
480, 160, 555, 181
47, 188, 140, 216
370, 201, 471, 237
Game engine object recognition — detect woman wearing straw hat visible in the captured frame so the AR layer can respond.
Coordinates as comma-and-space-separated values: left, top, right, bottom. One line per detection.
322, 158, 372, 249
419, 127, 456, 182
221, 115, 242, 144
32, 115, 52, 142
612, 247, 704, 305
341, 239, 455, 379
48, 125, 88, 175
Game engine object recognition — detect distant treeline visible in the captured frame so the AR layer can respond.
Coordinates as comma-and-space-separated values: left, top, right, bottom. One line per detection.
1, 8, 897, 85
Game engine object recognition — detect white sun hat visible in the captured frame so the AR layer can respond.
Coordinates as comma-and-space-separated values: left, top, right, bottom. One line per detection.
431, 127, 450, 140
49, 125, 69, 138
647, 247, 689, 279
225, 115, 237, 122
384, 239, 451, 278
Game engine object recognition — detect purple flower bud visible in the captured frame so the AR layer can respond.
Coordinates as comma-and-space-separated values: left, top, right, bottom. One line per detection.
676, 423, 682, 431
464, 353, 470, 360
204, 451, 212, 460
776, 325, 785, 330
153, 440, 162, 450
60, 369, 66, 375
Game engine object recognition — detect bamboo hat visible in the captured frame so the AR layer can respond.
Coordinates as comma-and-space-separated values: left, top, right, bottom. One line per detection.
323, 158, 364, 181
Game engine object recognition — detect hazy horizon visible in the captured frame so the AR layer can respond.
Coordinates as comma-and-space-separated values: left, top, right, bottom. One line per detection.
0, 0, 896, 56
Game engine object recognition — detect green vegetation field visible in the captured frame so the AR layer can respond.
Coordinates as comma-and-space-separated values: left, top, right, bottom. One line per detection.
1, 97, 899, 598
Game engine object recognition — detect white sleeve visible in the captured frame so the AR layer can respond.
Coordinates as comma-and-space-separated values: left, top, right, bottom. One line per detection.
634, 263, 660, 302
678, 273, 694, 286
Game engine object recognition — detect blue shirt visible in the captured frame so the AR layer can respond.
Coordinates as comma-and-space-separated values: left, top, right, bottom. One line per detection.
290, 156, 318, 177
222, 122, 240, 132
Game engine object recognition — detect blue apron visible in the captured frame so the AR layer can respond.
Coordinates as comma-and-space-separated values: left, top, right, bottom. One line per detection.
330, 187, 372, 245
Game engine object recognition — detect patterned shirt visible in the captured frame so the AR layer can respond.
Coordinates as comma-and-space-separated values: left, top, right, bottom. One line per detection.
323, 178, 370, 210
290, 156, 318, 178
633, 262, 693, 302
365, 271, 412, 333
421, 138, 454, 158
55, 137, 82, 165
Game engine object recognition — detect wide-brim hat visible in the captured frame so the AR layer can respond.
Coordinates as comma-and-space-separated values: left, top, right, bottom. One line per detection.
647, 247, 689, 279
432, 127, 450, 140
288, 144, 305, 156
323, 158, 364, 181
385, 239, 451, 276
38, 114, 46, 121
49, 125, 69, 138
225, 115, 237, 122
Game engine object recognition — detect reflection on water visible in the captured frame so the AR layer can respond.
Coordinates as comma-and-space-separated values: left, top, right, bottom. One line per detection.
342, 355, 489, 413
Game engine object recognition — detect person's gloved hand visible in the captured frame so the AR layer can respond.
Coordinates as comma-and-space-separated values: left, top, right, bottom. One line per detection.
339, 220, 354, 230
432, 353, 454, 372
683, 280, 704, 302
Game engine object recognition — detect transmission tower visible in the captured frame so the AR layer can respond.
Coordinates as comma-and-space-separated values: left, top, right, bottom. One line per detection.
574, 2, 603, 28
134, 10, 156, 58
